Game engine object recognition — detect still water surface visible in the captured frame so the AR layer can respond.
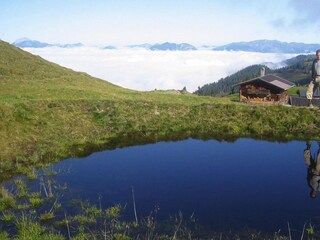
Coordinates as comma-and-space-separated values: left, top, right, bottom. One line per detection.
50, 138, 320, 233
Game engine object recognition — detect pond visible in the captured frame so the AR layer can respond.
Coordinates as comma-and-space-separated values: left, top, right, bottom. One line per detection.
2, 137, 320, 238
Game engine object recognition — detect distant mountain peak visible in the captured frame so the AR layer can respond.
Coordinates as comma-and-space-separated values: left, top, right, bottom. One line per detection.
12, 38, 83, 49
12, 39, 52, 48
150, 42, 197, 51
212, 39, 320, 53
127, 42, 197, 51
58, 43, 83, 48
127, 43, 152, 49
102, 45, 117, 50
13, 37, 31, 44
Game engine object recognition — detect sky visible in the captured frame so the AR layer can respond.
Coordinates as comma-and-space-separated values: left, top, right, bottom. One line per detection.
0, 0, 318, 91
1, 0, 320, 46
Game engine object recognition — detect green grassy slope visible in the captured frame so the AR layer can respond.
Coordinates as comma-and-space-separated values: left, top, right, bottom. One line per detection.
0, 40, 126, 101
0, 40, 221, 160
0, 40, 219, 104
1, 40, 320, 181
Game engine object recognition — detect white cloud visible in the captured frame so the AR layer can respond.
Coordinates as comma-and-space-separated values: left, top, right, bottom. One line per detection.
25, 47, 297, 92
271, 0, 320, 37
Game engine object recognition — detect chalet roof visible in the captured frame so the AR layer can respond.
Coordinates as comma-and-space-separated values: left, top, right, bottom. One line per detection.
235, 74, 295, 90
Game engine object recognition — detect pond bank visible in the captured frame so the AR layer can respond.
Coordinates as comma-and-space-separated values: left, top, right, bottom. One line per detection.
1, 98, 320, 182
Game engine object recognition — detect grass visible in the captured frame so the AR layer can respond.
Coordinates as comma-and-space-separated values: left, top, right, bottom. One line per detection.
0, 187, 16, 211
288, 85, 308, 95
1, 167, 320, 240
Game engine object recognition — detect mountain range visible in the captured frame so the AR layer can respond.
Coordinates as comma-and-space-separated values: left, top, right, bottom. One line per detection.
212, 40, 320, 53
127, 42, 197, 51
12, 38, 83, 48
149, 42, 197, 51
13, 38, 320, 53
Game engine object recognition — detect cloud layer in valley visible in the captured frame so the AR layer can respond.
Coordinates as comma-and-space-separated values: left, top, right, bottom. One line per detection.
25, 47, 297, 92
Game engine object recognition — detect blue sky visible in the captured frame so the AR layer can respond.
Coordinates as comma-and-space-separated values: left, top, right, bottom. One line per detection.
1, 0, 319, 46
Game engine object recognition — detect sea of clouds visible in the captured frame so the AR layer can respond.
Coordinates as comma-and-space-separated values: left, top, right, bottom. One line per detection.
25, 47, 298, 92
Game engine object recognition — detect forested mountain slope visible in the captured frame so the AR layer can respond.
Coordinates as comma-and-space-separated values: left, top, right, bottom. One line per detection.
195, 54, 314, 96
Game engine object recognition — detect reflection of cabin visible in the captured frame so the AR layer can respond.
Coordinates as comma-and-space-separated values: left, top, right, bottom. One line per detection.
235, 74, 295, 104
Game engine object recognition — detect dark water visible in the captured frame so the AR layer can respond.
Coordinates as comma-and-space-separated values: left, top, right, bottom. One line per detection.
48, 138, 320, 234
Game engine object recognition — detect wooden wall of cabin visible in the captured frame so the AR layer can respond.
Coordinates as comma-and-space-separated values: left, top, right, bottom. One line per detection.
239, 83, 288, 103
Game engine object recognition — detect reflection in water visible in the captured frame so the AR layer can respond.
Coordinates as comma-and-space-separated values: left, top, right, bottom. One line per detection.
51, 138, 320, 234
3, 138, 320, 238
304, 141, 320, 199
0, 132, 239, 184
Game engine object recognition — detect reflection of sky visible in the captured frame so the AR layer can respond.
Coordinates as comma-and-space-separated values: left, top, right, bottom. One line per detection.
54, 138, 319, 233
24, 47, 296, 92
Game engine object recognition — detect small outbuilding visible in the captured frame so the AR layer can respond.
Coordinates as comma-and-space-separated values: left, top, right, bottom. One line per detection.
235, 71, 295, 104
289, 88, 320, 107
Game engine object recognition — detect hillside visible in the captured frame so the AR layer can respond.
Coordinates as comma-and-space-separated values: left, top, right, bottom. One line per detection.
194, 65, 273, 96
1, 40, 320, 182
275, 54, 314, 86
0, 40, 211, 104
0, 40, 221, 166
195, 54, 314, 96
0, 40, 132, 101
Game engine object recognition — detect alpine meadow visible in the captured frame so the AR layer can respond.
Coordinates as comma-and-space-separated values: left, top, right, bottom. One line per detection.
0, 39, 320, 181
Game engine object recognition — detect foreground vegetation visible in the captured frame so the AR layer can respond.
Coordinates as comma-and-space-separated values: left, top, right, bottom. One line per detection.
1, 167, 319, 240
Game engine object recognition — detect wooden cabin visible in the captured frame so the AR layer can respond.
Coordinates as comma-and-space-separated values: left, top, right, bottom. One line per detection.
235, 74, 295, 104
